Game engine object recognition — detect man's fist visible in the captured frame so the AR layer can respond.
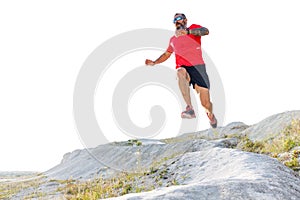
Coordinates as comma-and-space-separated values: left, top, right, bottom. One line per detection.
145, 59, 155, 66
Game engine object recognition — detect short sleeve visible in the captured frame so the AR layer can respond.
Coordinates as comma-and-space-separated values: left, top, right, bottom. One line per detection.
167, 38, 174, 53
189, 24, 202, 30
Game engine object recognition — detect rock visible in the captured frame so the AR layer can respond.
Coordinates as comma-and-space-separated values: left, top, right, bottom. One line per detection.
242, 110, 300, 141
176, 122, 249, 141
107, 148, 300, 200
45, 139, 215, 180
7, 111, 300, 199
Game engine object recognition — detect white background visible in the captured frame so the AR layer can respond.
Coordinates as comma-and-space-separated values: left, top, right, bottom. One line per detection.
0, 0, 299, 171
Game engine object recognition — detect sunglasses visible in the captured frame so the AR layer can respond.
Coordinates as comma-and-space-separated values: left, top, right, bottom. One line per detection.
173, 16, 184, 23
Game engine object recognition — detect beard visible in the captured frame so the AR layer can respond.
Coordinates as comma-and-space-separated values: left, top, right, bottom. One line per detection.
175, 21, 187, 30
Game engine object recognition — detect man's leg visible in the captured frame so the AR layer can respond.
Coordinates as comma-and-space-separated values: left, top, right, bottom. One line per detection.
177, 68, 195, 118
195, 84, 217, 127
177, 68, 192, 107
194, 84, 212, 115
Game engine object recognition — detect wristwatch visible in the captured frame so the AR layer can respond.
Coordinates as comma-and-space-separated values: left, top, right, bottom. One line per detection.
186, 28, 190, 35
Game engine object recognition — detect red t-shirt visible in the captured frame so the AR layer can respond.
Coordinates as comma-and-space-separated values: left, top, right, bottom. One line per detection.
167, 24, 205, 69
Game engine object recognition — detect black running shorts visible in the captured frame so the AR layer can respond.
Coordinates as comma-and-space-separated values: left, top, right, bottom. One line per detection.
181, 64, 210, 89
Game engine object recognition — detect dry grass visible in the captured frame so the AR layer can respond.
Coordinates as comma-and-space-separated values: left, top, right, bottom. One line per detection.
0, 174, 46, 199
57, 172, 150, 200
263, 119, 300, 154
239, 119, 300, 169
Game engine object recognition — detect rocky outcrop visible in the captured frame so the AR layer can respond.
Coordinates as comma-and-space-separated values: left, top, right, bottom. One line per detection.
5, 110, 300, 199
242, 110, 300, 141
107, 148, 300, 200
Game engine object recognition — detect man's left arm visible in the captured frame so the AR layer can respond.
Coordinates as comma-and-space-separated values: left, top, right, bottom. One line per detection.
187, 27, 209, 36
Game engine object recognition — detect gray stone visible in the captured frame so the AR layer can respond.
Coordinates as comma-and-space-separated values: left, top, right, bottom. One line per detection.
7, 111, 300, 199
107, 148, 300, 200
242, 110, 300, 141
178, 122, 249, 141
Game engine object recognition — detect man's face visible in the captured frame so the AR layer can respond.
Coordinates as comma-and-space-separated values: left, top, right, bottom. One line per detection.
173, 15, 187, 29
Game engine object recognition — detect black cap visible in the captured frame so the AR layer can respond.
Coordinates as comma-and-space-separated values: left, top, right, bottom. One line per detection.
174, 13, 186, 19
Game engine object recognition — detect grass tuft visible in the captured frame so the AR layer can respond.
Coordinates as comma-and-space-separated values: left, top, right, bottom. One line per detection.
239, 119, 300, 170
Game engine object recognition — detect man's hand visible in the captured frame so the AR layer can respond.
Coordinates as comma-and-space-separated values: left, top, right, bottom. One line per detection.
145, 51, 172, 66
145, 59, 155, 66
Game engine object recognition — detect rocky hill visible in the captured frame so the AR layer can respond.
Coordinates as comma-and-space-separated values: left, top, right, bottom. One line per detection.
1, 111, 300, 199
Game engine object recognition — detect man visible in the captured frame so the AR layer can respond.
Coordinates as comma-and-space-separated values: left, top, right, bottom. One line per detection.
145, 13, 217, 128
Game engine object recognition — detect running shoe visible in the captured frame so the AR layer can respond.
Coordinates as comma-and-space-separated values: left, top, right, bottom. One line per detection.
181, 106, 196, 119
207, 113, 217, 128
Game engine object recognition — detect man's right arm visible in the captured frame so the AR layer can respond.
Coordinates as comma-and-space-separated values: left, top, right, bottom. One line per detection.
145, 51, 172, 66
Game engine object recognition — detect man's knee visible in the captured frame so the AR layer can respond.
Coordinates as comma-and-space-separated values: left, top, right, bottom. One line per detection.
177, 68, 187, 79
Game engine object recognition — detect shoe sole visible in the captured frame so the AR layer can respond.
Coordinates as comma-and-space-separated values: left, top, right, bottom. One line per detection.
181, 114, 196, 119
